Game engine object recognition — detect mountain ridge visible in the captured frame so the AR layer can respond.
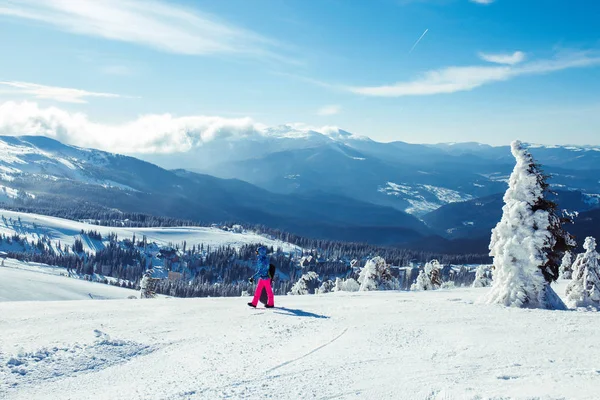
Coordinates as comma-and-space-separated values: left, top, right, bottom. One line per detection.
0, 135, 430, 246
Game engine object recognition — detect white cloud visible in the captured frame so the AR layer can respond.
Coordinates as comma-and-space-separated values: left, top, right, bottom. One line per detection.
0, 0, 292, 63
470, 0, 495, 4
348, 51, 600, 97
0, 81, 123, 103
317, 105, 342, 116
479, 51, 526, 65
0, 101, 265, 154
0, 102, 361, 154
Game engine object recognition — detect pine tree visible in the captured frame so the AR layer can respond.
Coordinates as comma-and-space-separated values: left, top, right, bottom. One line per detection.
358, 256, 398, 291
565, 237, 600, 309
410, 260, 441, 291
472, 265, 492, 288
411, 269, 433, 291
289, 271, 320, 295
334, 277, 360, 292
560, 252, 573, 279
485, 140, 575, 309
425, 260, 442, 289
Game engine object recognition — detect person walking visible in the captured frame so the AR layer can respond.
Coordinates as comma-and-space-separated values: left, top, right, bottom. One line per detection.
248, 246, 274, 308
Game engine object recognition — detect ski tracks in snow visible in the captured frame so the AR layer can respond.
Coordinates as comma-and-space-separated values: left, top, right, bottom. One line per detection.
266, 327, 349, 374
187, 326, 351, 400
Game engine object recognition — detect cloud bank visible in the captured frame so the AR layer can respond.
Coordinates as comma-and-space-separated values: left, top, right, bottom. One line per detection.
0, 101, 346, 154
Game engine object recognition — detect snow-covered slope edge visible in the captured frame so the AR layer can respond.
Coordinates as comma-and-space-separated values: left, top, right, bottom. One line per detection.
1, 281, 597, 400
0, 260, 139, 301
0, 209, 299, 254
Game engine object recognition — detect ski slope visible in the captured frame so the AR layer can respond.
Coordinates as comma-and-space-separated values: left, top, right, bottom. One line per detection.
0, 259, 138, 302
1, 280, 599, 400
0, 209, 299, 254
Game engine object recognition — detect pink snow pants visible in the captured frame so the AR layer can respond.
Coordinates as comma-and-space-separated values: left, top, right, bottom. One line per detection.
251, 278, 274, 307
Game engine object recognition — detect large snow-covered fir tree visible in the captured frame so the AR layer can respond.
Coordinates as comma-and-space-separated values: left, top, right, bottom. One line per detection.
485, 140, 576, 309
358, 257, 398, 291
565, 237, 600, 309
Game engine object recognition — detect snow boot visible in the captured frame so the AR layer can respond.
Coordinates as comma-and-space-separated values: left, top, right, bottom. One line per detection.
265, 304, 274, 308
247, 302, 256, 308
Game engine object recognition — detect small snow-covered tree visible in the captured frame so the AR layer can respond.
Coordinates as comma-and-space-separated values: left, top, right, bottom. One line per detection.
289, 271, 320, 295
560, 251, 573, 279
441, 281, 456, 289
358, 256, 398, 291
411, 269, 433, 291
425, 260, 442, 289
485, 141, 576, 309
565, 237, 600, 309
472, 265, 493, 288
334, 277, 360, 292
411, 260, 442, 291
317, 280, 334, 294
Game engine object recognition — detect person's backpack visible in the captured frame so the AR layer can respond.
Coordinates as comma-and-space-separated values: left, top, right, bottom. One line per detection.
259, 264, 277, 305
268, 263, 276, 280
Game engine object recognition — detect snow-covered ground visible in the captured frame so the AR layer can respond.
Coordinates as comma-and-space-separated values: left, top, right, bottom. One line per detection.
1, 277, 599, 400
0, 264, 137, 302
0, 209, 299, 254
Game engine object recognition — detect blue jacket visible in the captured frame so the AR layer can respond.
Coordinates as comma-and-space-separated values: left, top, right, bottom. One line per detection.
252, 247, 270, 280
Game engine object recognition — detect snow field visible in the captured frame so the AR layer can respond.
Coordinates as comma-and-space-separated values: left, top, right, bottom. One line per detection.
1, 282, 599, 400
0, 209, 299, 254
0, 261, 138, 302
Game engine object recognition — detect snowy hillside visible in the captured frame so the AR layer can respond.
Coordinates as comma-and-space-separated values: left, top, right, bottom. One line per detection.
0, 209, 299, 254
0, 136, 136, 191
0, 260, 138, 301
378, 181, 474, 216
1, 280, 598, 400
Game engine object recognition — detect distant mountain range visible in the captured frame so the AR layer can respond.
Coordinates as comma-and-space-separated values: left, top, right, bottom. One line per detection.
139, 125, 600, 218
0, 136, 428, 246
421, 189, 600, 252
1, 130, 598, 253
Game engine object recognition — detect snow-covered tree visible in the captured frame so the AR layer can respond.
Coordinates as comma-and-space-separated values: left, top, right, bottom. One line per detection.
411, 269, 433, 291
560, 252, 573, 279
411, 260, 442, 291
441, 281, 456, 289
317, 280, 335, 294
472, 265, 493, 288
289, 271, 320, 295
485, 141, 576, 309
565, 237, 600, 309
333, 277, 360, 292
425, 260, 442, 289
358, 256, 398, 291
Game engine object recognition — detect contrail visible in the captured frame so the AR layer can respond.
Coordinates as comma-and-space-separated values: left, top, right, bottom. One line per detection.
409, 28, 429, 54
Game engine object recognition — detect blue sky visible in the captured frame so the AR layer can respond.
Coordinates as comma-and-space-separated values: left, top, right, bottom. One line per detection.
0, 0, 599, 151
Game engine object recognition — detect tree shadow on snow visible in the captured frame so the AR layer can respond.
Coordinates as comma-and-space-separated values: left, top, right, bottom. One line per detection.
274, 307, 329, 319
